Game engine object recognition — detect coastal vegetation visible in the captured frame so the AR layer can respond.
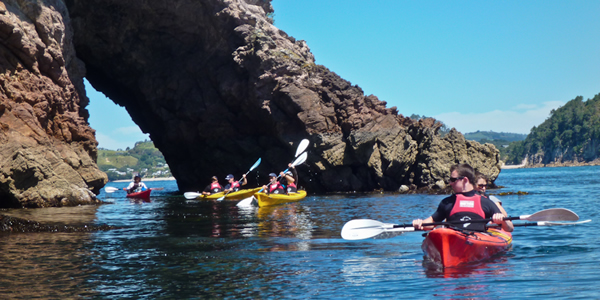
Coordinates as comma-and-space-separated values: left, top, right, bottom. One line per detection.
464, 131, 527, 161
98, 140, 171, 181
505, 93, 600, 164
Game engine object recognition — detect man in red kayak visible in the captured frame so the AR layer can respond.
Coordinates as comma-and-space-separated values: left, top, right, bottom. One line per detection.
202, 176, 223, 195
125, 175, 148, 194
412, 163, 513, 232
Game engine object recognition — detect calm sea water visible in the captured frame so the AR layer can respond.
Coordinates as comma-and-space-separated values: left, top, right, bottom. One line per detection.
0, 166, 598, 299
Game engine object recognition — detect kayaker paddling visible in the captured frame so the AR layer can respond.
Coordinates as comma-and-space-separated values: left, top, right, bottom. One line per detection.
202, 176, 223, 195
124, 176, 148, 194
263, 173, 285, 194
280, 163, 298, 193
223, 174, 247, 193
412, 163, 513, 232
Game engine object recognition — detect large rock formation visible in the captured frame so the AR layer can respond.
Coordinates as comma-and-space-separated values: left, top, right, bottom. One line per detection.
65, 0, 501, 193
0, 0, 501, 208
0, 0, 107, 208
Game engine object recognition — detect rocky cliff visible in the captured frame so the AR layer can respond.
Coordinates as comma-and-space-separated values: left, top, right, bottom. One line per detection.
0, 0, 500, 208
0, 0, 107, 208
65, 0, 500, 193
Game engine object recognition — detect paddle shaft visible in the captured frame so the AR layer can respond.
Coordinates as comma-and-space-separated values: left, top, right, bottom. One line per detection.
395, 216, 526, 229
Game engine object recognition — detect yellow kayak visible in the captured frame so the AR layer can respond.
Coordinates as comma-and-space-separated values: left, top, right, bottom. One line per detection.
254, 190, 307, 207
198, 187, 261, 201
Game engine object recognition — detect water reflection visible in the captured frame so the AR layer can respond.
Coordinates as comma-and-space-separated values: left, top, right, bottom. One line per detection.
256, 203, 313, 240
0, 232, 97, 299
423, 256, 510, 278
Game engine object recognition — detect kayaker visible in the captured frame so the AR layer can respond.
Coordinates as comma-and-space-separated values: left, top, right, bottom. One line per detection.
412, 163, 513, 232
263, 173, 285, 194
223, 174, 247, 192
475, 172, 508, 217
124, 175, 148, 194
202, 176, 223, 195
280, 163, 298, 193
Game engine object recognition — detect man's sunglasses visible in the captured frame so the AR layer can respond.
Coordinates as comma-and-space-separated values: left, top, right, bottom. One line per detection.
449, 176, 464, 183
477, 184, 487, 188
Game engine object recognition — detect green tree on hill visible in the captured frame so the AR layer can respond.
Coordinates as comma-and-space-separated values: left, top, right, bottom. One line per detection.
98, 140, 170, 181
506, 93, 600, 164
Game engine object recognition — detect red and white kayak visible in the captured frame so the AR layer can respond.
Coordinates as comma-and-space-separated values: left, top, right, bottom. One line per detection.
126, 189, 152, 199
421, 227, 512, 267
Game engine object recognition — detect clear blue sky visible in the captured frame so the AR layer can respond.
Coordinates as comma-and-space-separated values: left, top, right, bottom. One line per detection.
87, 0, 600, 150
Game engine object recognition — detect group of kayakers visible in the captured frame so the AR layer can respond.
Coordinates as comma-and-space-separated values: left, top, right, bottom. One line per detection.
412, 163, 514, 232
202, 164, 299, 196
202, 174, 248, 195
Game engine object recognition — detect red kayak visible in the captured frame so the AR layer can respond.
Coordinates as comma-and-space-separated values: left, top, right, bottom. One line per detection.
126, 189, 152, 199
421, 227, 512, 267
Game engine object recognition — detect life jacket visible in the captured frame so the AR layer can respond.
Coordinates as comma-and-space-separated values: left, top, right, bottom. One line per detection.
231, 181, 240, 191
449, 193, 486, 231
268, 182, 285, 194
129, 182, 140, 193
286, 182, 297, 193
211, 182, 222, 193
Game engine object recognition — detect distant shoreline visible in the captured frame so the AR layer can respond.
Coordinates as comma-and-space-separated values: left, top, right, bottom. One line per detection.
501, 158, 527, 170
111, 177, 176, 182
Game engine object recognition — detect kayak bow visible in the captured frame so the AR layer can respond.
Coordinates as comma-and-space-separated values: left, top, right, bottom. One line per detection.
422, 227, 512, 267
126, 189, 152, 199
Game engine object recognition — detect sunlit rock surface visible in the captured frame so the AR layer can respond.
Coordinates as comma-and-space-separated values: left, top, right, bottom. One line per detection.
0, 0, 107, 208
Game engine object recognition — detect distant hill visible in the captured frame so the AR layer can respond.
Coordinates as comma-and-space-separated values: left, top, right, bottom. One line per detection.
506, 93, 600, 165
464, 131, 527, 143
98, 140, 171, 181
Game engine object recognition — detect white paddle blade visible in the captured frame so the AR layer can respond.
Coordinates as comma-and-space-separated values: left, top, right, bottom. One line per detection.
236, 196, 256, 207
104, 187, 119, 193
292, 152, 307, 167
295, 139, 310, 157
524, 208, 579, 222
538, 219, 592, 226
341, 219, 388, 240
184, 192, 201, 200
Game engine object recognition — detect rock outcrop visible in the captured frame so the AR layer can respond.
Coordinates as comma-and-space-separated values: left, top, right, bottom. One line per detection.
66, 0, 501, 193
0, 0, 501, 208
0, 0, 107, 208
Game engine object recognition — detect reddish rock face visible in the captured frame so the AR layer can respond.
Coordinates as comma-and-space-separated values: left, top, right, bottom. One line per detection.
0, 0, 107, 207
64, 0, 500, 193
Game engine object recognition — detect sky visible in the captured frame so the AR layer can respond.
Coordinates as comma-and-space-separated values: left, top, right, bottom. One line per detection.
86, 0, 600, 150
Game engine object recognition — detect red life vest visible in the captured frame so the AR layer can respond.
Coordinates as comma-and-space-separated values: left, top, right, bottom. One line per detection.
449, 193, 485, 219
448, 193, 487, 231
268, 182, 284, 193
231, 181, 240, 189
210, 182, 222, 192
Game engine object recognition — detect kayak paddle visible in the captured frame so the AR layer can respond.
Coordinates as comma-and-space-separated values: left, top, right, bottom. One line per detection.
237, 151, 308, 207
217, 158, 262, 201
490, 219, 592, 228
341, 208, 580, 240
296, 139, 310, 157
104, 187, 119, 193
